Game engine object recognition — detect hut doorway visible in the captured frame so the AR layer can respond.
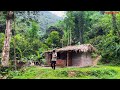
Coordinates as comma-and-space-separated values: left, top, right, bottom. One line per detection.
57, 51, 67, 66
57, 51, 72, 66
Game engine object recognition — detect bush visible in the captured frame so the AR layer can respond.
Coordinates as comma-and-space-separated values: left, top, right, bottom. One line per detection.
41, 59, 46, 65
7, 71, 22, 79
56, 70, 68, 77
76, 71, 87, 77
0, 66, 14, 76
89, 69, 117, 78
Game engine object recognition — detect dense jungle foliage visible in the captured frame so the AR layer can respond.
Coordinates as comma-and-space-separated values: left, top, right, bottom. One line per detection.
0, 11, 120, 66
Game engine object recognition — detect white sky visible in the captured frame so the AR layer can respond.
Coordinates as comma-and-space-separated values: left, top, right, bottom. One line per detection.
49, 11, 66, 17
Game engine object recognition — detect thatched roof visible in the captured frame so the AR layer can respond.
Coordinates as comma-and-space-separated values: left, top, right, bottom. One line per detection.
45, 44, 96, 53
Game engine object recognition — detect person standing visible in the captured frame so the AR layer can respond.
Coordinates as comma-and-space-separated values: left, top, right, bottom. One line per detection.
51, 49, 57, 70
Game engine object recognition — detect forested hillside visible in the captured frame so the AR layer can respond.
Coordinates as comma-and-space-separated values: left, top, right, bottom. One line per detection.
0, 11, 63, 64
61, 11, 120, 64
0, 11, 120, 79
0, 11, 120, 68
14, 11, 63, 34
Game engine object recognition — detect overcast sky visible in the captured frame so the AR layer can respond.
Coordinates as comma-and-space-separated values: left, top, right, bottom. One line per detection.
49, 11, 66, 17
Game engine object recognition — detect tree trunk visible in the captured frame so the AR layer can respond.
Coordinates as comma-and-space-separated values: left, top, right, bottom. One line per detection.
67, 28, 70, 46
1, 11, 13, 67
69, 28, 71, 45
79, 28, 83, 44
13, 16, 17, 70
78, 11, 84, 44
14, 36, 17, 70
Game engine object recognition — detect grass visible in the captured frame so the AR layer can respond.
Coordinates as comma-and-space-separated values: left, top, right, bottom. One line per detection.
7, 65, 120, 79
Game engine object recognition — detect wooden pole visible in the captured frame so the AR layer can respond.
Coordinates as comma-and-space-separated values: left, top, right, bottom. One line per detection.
67, 51, 69, 67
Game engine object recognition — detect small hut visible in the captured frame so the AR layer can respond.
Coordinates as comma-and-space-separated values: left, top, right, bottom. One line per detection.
44, 44, 96, 67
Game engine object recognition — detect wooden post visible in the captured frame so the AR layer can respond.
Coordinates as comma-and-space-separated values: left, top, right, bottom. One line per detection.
67, 51, 70, 67
69, 51, 72, 66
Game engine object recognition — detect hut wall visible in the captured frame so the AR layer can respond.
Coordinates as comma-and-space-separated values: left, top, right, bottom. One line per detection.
80, 53, 93, 67
45, 53, 52, 66
45, 53, 49, 64
72, 52, 92, 67
72, 53, 81, 66
56, 59, 66, 67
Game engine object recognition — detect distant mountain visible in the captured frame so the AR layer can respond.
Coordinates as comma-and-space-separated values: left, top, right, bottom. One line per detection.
36, 11, 64, 33
15, 11, 64, 34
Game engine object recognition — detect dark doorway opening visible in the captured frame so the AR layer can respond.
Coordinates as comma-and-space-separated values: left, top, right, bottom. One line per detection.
57, 51, 67, 60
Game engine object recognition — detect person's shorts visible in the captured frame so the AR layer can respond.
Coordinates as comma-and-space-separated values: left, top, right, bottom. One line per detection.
51, 61, 56, 64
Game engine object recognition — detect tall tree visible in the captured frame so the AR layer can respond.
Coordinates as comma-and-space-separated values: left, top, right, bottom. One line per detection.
45, 31, 61, 48
1, 11, 14, 67
73, 11, 86, 44
65, 11, 75, 46
77, 11, 85, 44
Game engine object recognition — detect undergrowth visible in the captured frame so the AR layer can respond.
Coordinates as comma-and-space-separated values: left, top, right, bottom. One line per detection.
6, 65, 120, 79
